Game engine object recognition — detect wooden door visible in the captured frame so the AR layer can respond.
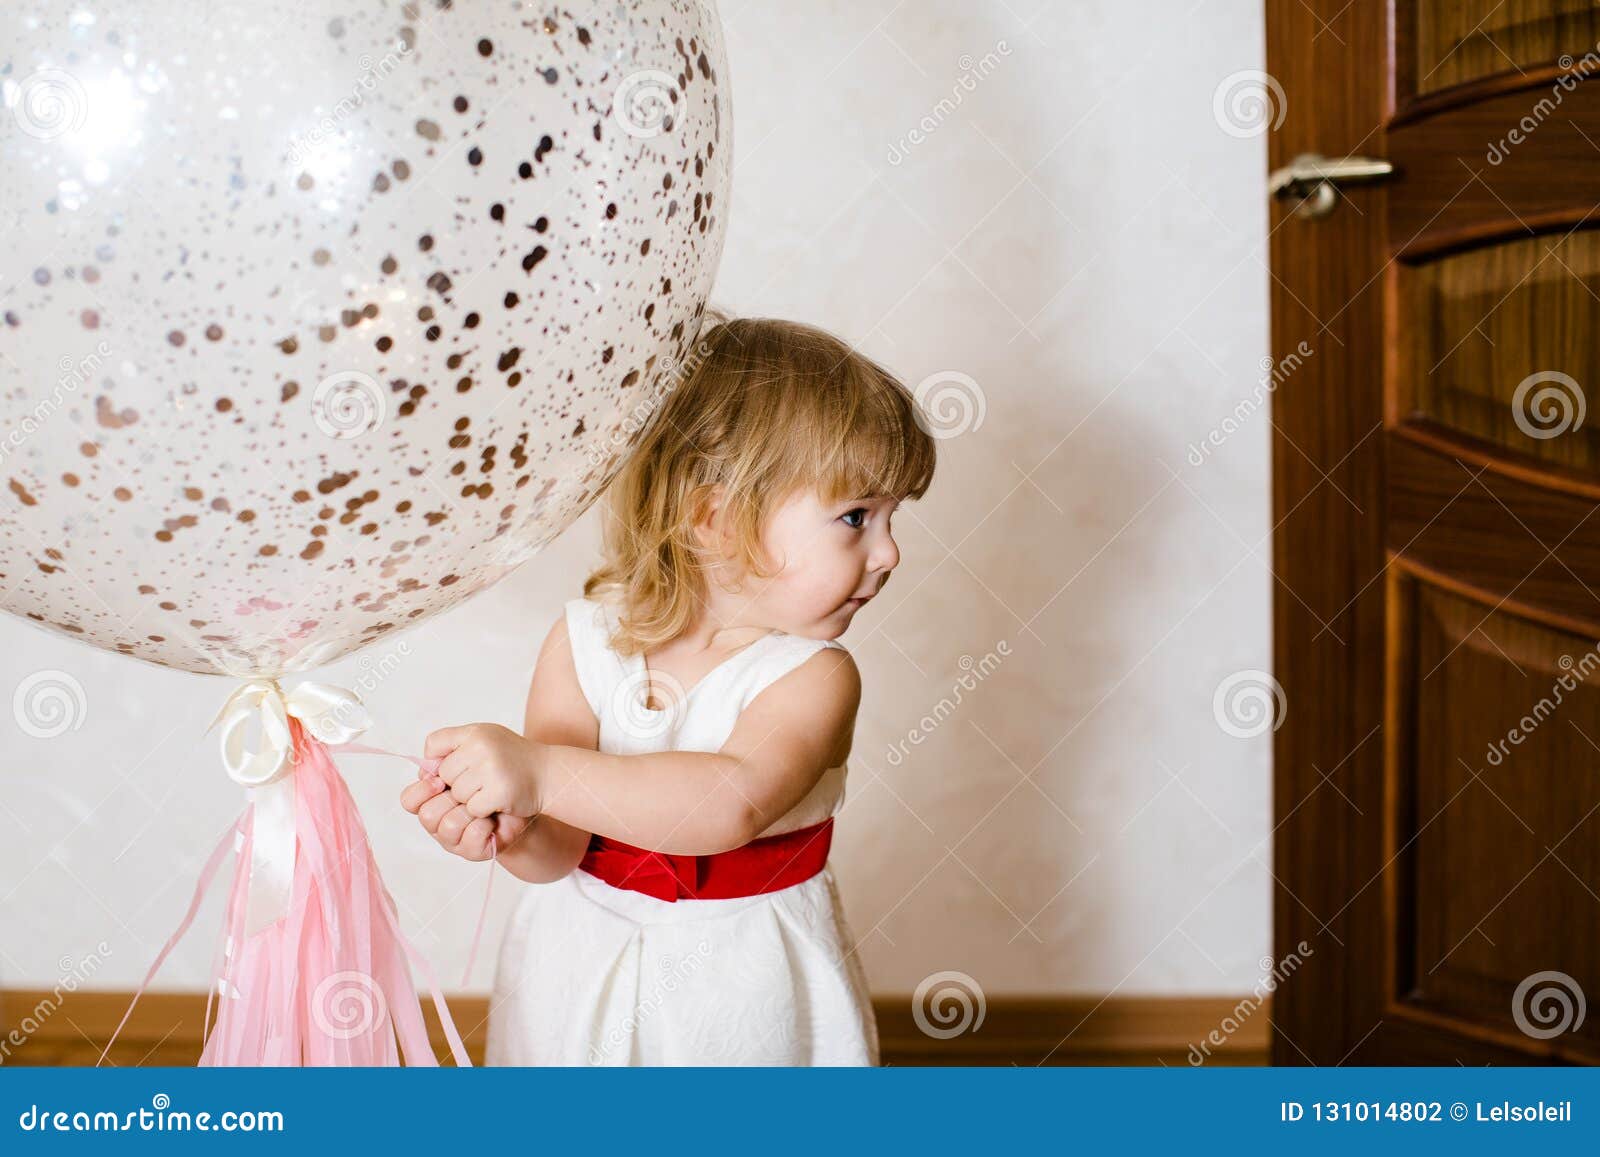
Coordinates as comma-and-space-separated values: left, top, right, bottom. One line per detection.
1269, 0, 1600, 1064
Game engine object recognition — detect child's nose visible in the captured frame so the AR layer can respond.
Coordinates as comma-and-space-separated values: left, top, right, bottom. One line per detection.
872, 532, 900, 573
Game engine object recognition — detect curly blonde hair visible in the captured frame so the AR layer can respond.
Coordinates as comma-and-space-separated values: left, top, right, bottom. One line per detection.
583, 314, 937, 656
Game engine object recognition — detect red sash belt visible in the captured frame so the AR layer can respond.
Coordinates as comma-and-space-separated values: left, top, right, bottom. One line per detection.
579, 817, 834, 902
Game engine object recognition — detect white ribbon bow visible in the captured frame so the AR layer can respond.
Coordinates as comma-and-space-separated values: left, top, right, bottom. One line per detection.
206, 679, 372, 935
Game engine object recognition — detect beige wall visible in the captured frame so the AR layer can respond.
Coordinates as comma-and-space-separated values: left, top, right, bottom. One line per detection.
0, 0, 1272, 1003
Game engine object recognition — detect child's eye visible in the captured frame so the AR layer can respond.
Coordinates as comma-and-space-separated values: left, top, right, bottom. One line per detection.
840, 508, 868, 529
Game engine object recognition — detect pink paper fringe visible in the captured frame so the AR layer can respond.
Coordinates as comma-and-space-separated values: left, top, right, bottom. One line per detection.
99, 718, 492, 1067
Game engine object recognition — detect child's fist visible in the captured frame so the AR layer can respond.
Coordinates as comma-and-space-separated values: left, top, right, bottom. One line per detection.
423, 722, 544, 819
401, 770, 531, 862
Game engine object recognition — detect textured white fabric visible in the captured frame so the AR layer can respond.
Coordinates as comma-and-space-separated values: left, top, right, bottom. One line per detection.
485, 593, 879, 1066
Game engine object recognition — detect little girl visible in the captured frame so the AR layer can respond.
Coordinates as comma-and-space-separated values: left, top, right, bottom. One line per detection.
400, 315, 937, 1065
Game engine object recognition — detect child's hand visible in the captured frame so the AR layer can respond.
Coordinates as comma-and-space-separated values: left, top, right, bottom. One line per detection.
401, 770, 531, 862
422, 722, 545, 819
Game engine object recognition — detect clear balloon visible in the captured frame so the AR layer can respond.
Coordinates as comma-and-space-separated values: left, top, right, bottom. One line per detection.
0, 0, 730, 676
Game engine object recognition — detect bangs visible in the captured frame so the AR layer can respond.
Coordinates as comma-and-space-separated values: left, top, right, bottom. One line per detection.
811, 374, 938, 506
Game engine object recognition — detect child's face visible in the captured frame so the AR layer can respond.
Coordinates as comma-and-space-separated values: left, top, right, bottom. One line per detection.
743, 488, 902, 640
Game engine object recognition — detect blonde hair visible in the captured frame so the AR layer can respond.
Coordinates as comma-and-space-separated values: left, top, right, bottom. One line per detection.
583, 314, 938, 657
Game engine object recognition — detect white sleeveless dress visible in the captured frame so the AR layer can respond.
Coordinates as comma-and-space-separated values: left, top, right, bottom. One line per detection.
484, 592, 880, 1066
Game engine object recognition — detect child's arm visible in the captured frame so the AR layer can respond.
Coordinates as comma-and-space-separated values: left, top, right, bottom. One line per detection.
401, 612, 596, 883
494, 614, 597, 882
429, 647, 860, 857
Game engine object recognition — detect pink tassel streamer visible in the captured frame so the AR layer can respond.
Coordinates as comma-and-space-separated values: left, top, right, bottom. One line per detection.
99, 718, 495, 1067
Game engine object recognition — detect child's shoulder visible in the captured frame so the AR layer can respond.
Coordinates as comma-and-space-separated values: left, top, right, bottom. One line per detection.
530, 593, 612, 668
559, 590, 614, 639
742, 633, 860, 714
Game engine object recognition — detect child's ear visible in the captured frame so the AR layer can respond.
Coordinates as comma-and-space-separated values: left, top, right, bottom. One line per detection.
689, 483, 729, 552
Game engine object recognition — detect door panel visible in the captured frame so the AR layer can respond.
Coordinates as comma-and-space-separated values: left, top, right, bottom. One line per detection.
1405, 1, 1600, 97
1388, 568, 1600, 1062
1270, 0, 1600, 1064
1404, 232, 1600, 468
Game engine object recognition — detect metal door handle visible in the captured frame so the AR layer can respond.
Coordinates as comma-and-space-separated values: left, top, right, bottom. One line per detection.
1269, 153, 1396, 218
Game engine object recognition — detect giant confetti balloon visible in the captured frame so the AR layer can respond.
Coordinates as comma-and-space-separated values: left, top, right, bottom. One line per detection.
0, 0, 729, 676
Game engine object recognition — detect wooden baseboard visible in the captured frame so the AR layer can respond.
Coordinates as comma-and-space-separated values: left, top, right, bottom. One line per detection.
0, 988, 1268, 1067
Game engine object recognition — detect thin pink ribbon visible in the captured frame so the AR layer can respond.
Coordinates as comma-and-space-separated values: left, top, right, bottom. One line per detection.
330, 740, 498, 990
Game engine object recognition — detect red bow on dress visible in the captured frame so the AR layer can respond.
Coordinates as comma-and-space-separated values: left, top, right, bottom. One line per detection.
579, 818, 834, 902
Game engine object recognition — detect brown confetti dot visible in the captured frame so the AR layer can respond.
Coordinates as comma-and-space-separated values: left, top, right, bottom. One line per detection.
95, 396, 139, 428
